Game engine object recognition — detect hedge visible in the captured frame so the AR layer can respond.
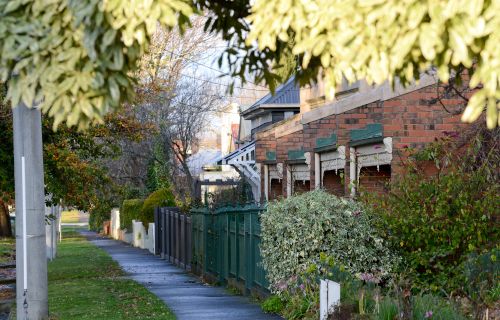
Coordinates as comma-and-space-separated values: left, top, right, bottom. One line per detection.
141, 188, 176, 227
120, 199, 144, 231
260, 190, 398, 292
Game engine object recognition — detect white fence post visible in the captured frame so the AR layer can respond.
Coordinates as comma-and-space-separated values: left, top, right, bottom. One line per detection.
320, 280, 340, 320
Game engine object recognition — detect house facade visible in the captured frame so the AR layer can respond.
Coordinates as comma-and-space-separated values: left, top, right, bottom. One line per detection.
256, 73, 470, 201
190, 103, 241, 197
220, 77, 300, 201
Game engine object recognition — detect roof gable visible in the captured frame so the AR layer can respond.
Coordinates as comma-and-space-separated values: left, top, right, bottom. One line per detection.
251, 76, 300, 107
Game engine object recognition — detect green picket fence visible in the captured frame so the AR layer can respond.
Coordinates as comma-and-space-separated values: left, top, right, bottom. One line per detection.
191, 204, 269, 292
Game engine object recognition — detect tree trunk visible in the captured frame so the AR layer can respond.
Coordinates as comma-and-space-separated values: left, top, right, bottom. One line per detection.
180, 161, 196, 197
0, 200, 12, 237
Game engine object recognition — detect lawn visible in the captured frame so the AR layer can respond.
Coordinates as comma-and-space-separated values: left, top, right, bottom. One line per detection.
60, 210, 81, 223
48, 228, 175, 320
0, 237, 15, 264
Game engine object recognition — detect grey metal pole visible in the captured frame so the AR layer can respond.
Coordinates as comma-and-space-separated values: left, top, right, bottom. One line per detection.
13, 103, 49, 319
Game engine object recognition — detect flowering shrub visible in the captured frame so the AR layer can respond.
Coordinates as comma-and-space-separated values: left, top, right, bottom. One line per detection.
364, 128, 500, 293
260, 190, 398, 292
261, 254, 467, 319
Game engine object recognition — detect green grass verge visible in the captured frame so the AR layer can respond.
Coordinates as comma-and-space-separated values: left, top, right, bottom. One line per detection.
60, 210, 81, 223
48, 229, 175, 320
0, 237, 15, 263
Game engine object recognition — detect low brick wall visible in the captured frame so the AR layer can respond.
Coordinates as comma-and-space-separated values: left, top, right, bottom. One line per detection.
110, 208, 120, 240
110, 210, 155, 252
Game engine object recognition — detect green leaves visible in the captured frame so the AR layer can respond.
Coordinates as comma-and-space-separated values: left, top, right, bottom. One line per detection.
365, 135, 499, 292
261, 190, 398, 292
2, 0, 498, 131
0, 0, 192, 130
247, 0, 500, 129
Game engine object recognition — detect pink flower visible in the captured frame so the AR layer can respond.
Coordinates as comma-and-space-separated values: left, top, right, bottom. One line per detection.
425, 310, 433, 318
358, 273, 381, 284
276, 280, 288, 291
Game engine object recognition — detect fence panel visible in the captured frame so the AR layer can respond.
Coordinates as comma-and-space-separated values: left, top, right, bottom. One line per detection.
154, 208, 161, 255
191, 208, 205, 274
190, 204, 269, 293
155, 205, 270, 293
154, 207, 191, 270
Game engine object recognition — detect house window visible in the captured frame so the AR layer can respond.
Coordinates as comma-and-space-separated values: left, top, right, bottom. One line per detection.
269, 179, 283, 200
293, 180, 310, 194
268, 164, 283, 200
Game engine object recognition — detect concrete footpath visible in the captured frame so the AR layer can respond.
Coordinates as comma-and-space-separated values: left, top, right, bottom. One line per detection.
82, 231, 282, 320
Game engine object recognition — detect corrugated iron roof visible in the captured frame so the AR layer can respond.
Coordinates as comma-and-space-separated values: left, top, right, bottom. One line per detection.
244, 76, 300, 113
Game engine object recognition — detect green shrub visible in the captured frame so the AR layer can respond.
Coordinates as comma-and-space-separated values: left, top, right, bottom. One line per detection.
120, 199, 144, 231
89, 205, 111, 232
260, 190, 398, 292
412, 294, 467, 320
88, 195, 114, 232
261, 295, 286, 314
365, 133, 499, 292
463, 248, 499, 317
141, 188, 176, 226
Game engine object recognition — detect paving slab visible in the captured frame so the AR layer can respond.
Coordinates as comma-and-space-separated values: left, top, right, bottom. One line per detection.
82, 231, 282, 320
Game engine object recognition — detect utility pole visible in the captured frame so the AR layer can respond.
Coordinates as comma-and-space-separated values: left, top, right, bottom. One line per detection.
13, 103, 49, 319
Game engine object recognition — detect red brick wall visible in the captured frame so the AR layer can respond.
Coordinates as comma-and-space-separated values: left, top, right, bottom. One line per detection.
323, 170, 345, 196
293, 180, 310, 194
358, 165, 391, 195
256, 82, 470, 199
269, 179, 283, 200
256, 131, 277, 163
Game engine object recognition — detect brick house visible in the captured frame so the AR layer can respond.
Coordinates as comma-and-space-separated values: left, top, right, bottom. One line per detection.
256, 73, 469, 201
220, 77, 300, 200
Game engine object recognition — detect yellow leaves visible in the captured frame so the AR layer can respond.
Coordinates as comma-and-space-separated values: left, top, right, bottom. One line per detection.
461, 90, 486, 124
467, 0, 484, 18
419, 24, 440, 61
0, 0, 193, 130
3, 0, 22, 14
248, 0, 500, 128
407, 2, 426, 30
462, 91, 499, 130
485, 99, 498, 129
449, 28, 470, 66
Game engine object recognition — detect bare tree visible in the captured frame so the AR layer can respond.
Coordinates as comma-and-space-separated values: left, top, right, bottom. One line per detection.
158, 82, 224, 197
104, 17, 220, 194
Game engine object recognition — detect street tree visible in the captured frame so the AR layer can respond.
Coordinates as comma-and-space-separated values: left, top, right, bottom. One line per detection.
105, 18, 219, 195
158, 82, 223, 197
0, 0, 498, 130
0, 94, 145, 236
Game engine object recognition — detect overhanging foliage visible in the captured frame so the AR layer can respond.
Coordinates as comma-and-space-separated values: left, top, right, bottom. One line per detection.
0, 0, 498, 130
247, 0, 500, 128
